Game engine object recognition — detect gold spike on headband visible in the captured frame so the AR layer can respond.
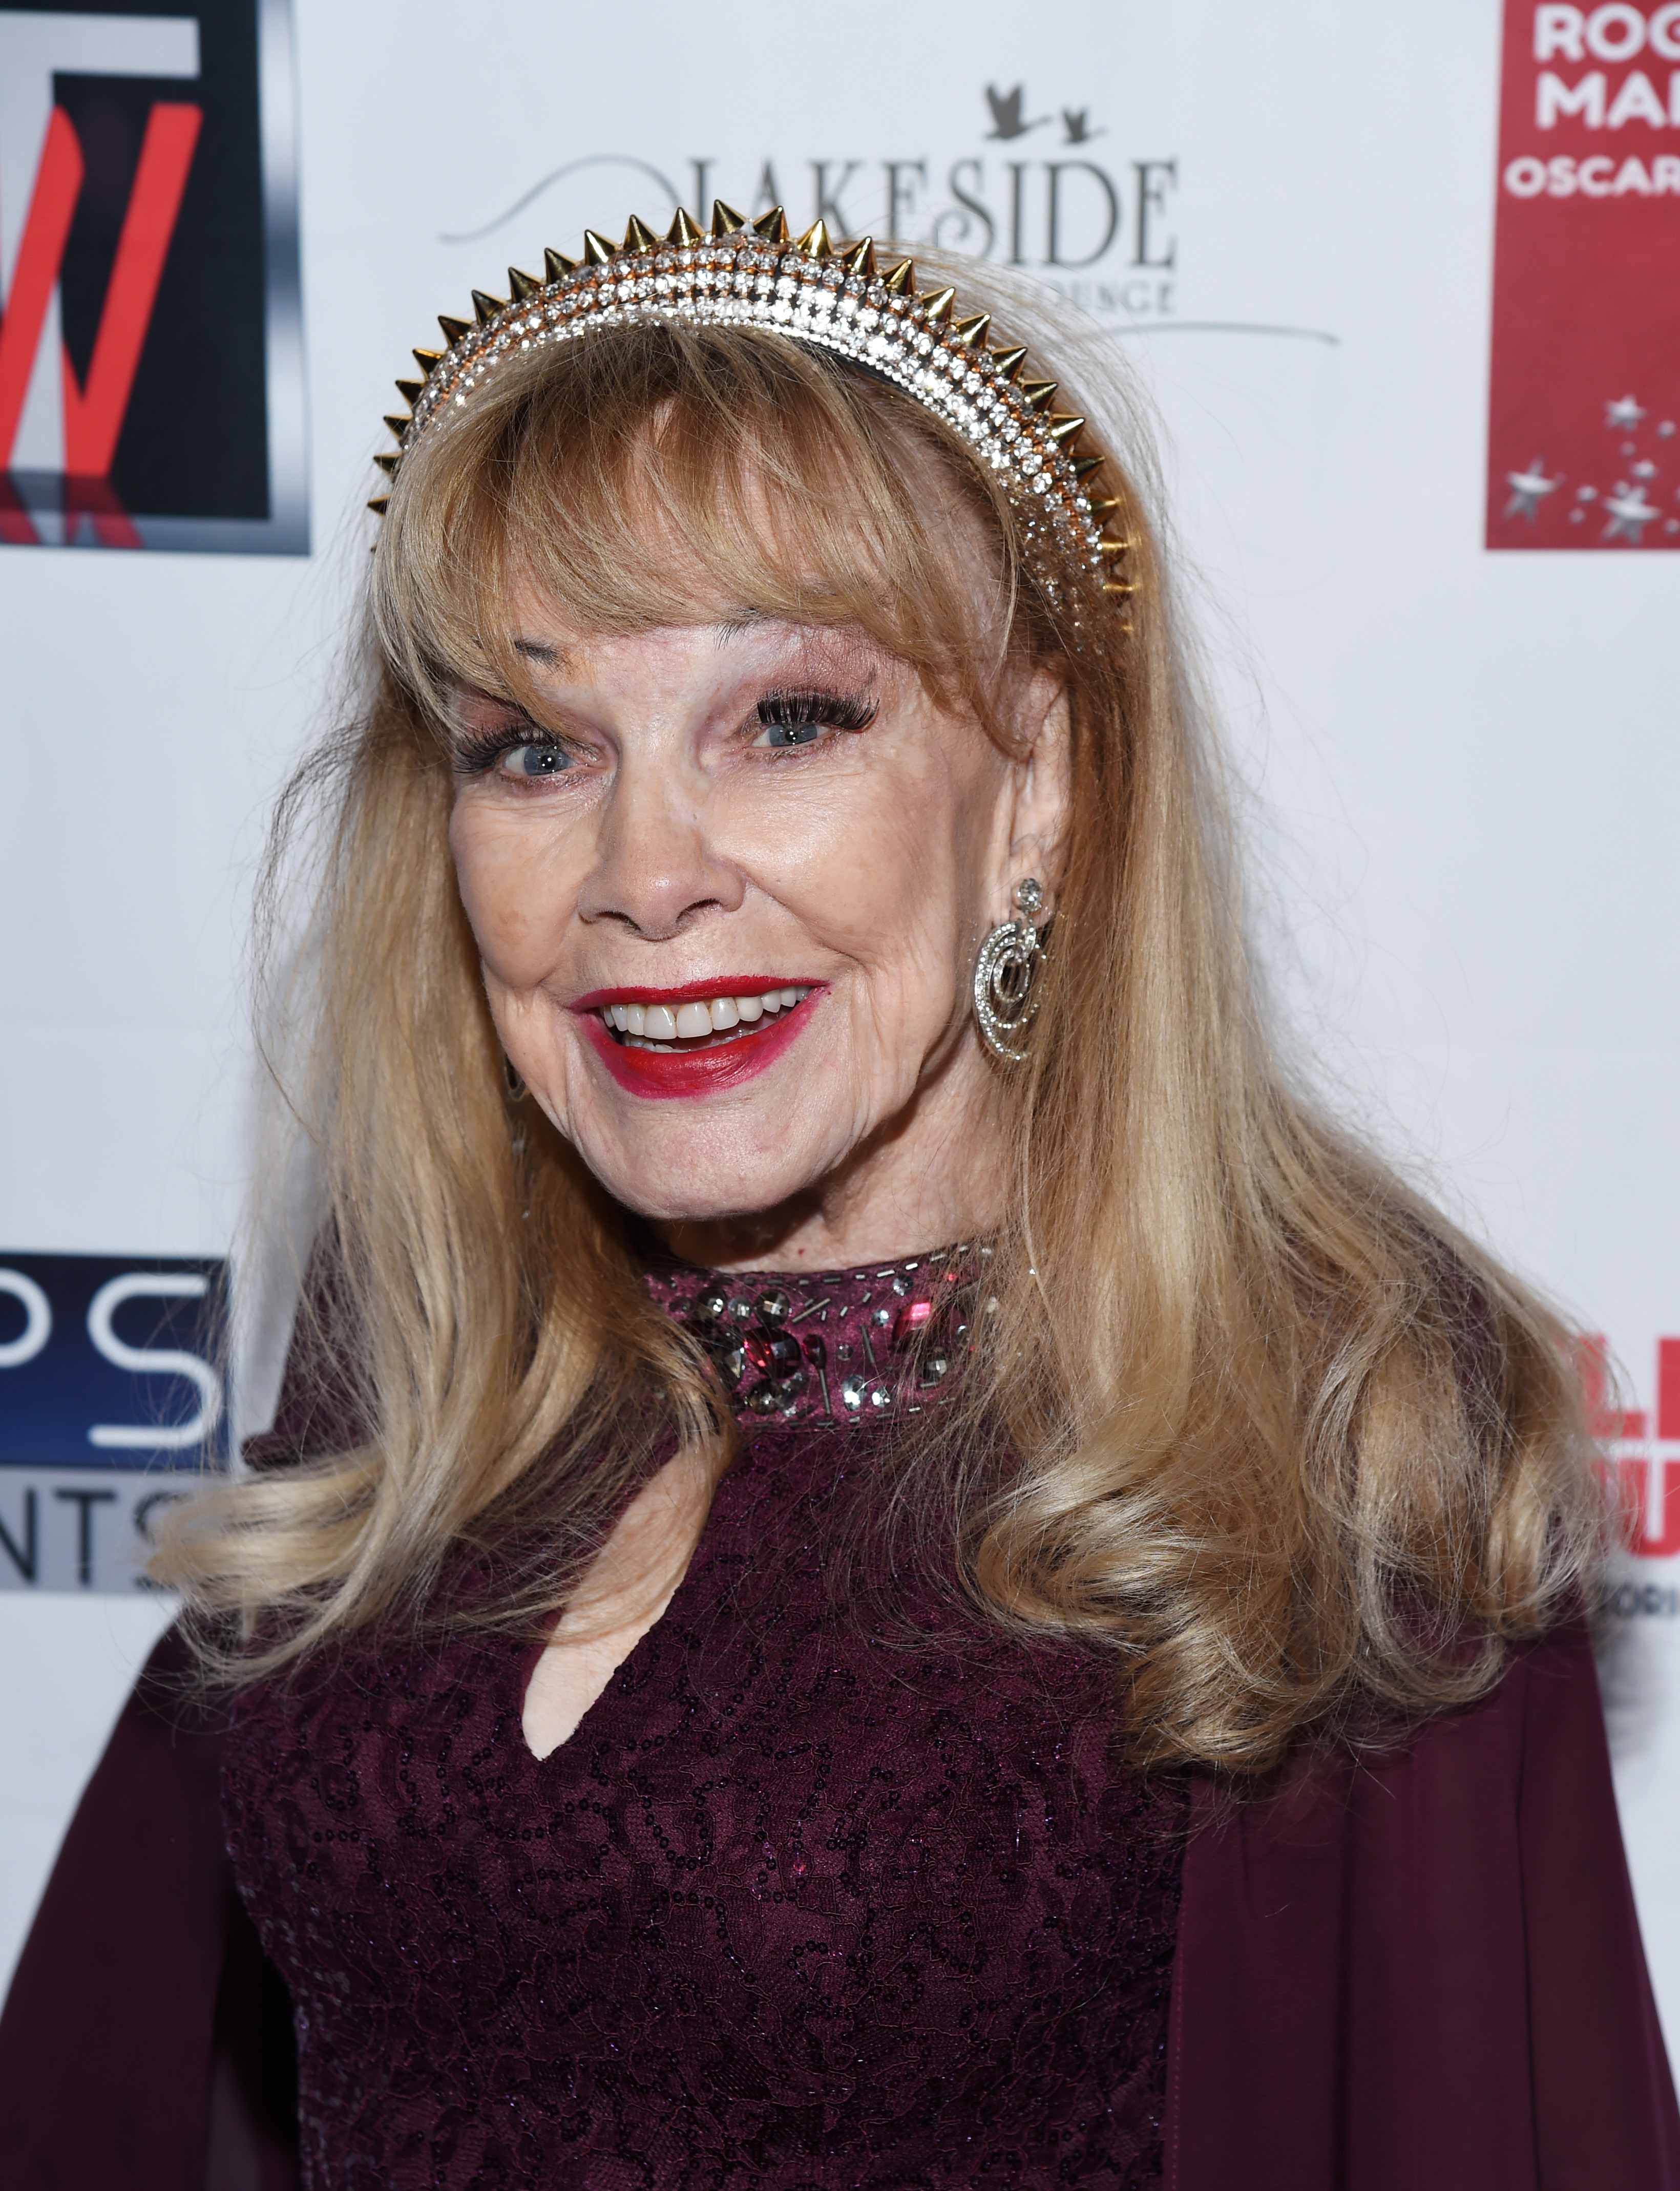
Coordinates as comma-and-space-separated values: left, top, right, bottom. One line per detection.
373, 203, 1138, 640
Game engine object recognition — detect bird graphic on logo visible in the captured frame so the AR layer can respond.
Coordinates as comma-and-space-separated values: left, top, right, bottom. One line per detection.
984, 85, 1049, 139
1062, 109, 1104, 143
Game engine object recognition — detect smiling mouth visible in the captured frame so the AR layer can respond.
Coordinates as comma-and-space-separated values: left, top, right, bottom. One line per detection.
596, 984, 813, 1052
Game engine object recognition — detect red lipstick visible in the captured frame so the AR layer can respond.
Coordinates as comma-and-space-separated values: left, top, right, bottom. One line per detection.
576, 986, 821, 1101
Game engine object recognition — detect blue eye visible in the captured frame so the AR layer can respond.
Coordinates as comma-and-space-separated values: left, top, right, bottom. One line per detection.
452, 719, 577, 778
752, 687, 878, 750
497, 741, 570, 778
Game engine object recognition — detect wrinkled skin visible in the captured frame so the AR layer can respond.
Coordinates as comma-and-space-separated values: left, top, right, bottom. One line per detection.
448, 607, 1067, 1275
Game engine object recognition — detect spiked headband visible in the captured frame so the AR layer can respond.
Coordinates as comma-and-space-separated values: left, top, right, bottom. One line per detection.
373, 203, 1137, 642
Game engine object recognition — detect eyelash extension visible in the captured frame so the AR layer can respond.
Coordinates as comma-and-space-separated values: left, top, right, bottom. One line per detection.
754, 687, 879, 737
451, 721, 567, 775
450, 688, 876, 774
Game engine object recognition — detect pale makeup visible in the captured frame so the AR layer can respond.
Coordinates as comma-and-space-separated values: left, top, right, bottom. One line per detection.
445, 592, 1067, 1758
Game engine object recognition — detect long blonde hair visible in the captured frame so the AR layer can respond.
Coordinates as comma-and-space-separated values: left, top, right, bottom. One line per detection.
158, 254, 1603, 1775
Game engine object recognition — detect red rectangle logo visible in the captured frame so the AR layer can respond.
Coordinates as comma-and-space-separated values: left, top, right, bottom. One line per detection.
1487, 2, 1680, 547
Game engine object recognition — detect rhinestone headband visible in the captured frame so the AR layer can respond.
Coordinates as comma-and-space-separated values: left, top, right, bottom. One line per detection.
373, 203, 1137, 641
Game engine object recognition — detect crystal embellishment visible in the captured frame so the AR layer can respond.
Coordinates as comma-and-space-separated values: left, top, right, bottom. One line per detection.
373, 209, 1139, 647
646, 1245, 988, 1429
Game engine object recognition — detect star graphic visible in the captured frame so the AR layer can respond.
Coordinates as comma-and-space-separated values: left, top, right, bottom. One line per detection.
1503, 457, 1562, 521
1606, 394, 1647, 429
1602, 483, 1662, 542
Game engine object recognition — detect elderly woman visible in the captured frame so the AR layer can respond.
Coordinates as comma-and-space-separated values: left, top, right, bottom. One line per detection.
1, 206, 1675, 2191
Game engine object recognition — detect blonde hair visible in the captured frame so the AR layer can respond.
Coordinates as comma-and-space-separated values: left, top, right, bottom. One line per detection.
158, 254, 1604, 1775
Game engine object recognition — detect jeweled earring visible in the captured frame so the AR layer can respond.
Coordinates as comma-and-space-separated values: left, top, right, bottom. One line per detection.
972, 878, 1048, 1064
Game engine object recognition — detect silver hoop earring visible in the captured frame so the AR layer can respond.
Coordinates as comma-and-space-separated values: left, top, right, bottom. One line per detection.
972, 877, 1048, 1064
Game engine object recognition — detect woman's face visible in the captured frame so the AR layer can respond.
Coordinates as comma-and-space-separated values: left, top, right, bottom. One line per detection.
447, 604, 1065, 1271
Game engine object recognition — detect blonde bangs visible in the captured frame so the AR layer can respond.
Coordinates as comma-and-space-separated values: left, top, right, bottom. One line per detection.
372, 321, 1038, 724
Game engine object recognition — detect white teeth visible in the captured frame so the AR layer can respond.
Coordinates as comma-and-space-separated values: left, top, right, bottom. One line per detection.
604, 986, 813, 1044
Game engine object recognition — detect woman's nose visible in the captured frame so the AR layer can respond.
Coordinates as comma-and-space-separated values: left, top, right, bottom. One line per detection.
573, 763, 745, 940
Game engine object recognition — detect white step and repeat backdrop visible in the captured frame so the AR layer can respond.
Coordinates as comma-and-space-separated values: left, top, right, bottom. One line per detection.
5, 0, 1680, 2055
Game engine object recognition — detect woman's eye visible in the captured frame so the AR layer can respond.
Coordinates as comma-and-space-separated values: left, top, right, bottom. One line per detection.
497, 741, 570, 778
755, 717, 829, 750
749, 688, 877, 752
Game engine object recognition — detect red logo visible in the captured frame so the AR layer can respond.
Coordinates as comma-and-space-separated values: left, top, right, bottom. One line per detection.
0, 103, 199, 544
1486, 3, 1680, 547
1584, 1335, 1680, 1555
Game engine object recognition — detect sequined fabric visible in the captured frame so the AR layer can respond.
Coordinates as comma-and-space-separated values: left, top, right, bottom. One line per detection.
221, 1255, 1187, 2190
645, 1245, 986, 1426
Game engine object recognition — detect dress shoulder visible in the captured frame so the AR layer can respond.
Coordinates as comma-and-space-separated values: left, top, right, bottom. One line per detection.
0, 1624, 299, 2190
1165, 1615, 1680, 2191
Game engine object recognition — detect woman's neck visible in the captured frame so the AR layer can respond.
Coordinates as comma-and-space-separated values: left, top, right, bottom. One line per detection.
655, 1121, 1000, 1275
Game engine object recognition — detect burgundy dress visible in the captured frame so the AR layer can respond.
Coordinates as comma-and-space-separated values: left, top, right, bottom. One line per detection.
3, 1249, 1678, 2191
218, 1252, 1185, 2189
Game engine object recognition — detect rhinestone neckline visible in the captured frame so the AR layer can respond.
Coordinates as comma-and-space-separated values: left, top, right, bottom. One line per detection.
643, 1244, 990, 1430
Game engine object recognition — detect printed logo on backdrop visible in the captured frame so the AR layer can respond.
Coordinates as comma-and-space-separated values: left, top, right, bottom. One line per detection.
1488, 3, 1680, 549
1586, 1334, 1680, 1618
443, 85, 1270, 341
0, 1252, 226, 1593
0, 0, 305, 554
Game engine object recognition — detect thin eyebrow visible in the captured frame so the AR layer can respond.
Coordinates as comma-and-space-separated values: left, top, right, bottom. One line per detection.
713, 618, 887, 667
516, 627, 753, 658
509, 620, 884, 671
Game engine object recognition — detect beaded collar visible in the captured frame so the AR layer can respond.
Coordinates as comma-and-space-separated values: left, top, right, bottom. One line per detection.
642, 1245, 990, 1430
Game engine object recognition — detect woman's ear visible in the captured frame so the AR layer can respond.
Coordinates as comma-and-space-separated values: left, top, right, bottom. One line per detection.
1005, 669, 1072, 909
